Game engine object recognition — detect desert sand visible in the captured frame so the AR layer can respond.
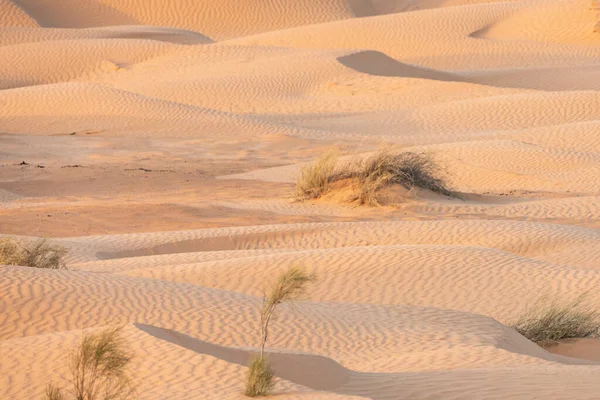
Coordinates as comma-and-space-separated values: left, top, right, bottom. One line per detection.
1, 0, 600, 399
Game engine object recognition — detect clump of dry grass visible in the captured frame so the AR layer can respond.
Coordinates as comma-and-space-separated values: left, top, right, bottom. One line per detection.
295, 149, 339, 200
70, 327, 134, 400
0, 237, 67, 269
245, 356, 275, 397
295, 149, 453, 205
245, 267, 314, 397
512, 295, 600, 347
45, 327, 134, 400
45, 384, 66, 400
259, 268, 314, 360
353, 151, 452, 205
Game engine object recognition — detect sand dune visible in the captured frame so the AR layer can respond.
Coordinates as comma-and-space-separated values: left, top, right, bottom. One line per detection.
0, 0, 37, 27
9, 0, 359, 39
230, 2, 600, 68
2, 0, 600, 398
2, 266, 597, 399
476, 0, 600, 45
0, 26, 212, 47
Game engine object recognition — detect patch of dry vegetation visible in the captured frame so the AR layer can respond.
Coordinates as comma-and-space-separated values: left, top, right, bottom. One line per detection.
45, 327, 134, 400
295, 150, 453, 205
0, 237, 67, 269
245, 357, 275, 397
352, 151, 453, 205
295, 148, 339, 200
245, 267, 314, 397
45, 384, 66, 400
513, 295, 600, 347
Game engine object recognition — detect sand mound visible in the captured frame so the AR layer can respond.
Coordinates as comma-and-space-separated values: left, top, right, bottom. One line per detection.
3, 265, 597, 399
0, 26, 213, 47
119, 243, 600, 321
0, 0, 38, 27
11, 0, 361, 39
475, 0, 600, 45
0, 39, 174, 90
0, 82, 298, 137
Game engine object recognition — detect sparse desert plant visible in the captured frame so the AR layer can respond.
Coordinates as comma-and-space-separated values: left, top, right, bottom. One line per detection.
45, 327, 134, 400
245, 267, 314, 397
353, 151, 453, 205
245, 356, 275, 397
0, 237, 67, 269
512, 295, 600, 347
0, 237, 22, 265
70, 327, 134, 400
294, 149, 453, 205
295, 148, 339, 200
45, 384, 66, 400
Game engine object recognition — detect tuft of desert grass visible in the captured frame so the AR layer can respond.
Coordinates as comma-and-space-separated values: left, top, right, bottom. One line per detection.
45, 384, 66, 400
295, 148, 339, 200
353, 151, 453, 205
512, 295, 600, 347
295, 149, 453, 205
245, 356, 275, 397
259, 267, 314, 360
69, 327, 134, 400
0, 237, 67, 269
245, 267, 314, 397
46, 327, 134, 400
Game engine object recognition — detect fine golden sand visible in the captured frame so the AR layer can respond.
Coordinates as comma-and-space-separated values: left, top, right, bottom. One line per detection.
1, 0, 600, 399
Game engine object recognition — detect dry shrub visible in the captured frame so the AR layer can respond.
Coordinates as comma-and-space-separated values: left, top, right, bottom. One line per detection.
0, 237, 67, 269
513, 295, 600, 347
45, 384, 66, 400
295, 149, 339, 200
70, 327, 134, 400
353, 151, 453, 205
259, 268, 314, 360
46, 327, 134, 400
245, 267, 314, 397
295, 149, 453, 205
245, 356, 275, 397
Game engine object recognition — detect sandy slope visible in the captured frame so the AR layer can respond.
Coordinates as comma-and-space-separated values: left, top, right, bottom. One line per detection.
1, 0, 600, 399
9, 0, 358, 38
